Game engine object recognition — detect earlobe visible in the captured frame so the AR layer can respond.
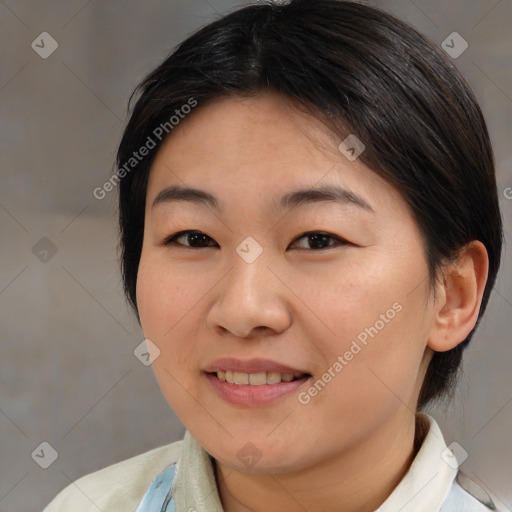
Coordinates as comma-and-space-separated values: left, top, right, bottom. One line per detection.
427, 241, 489, 353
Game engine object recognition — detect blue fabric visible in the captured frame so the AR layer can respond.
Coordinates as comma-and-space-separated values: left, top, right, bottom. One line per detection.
134, 463, 176, 512
135, 463, 498, 512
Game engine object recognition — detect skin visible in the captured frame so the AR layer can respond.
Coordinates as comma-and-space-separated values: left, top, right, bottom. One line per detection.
136, 89, 489, 512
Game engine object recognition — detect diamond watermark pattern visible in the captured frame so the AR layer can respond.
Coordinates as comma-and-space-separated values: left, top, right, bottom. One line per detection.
31, 442, 58, 469
134, 338, 161, 366
31, 32, 59, 59
442, 32, 468, 59
237, 442, 262, 468
441, 441, 468, 469
338, 134, 365, 161
236, 236, 263, 264
32, 237, 58, 263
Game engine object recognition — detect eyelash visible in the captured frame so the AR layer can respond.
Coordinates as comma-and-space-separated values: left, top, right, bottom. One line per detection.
161, 230, 349, 251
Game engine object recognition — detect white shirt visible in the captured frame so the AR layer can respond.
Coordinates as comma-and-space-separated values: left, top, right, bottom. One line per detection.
43, 413, 500, 511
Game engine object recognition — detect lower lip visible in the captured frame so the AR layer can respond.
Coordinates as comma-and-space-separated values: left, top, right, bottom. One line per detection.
205, 372, 311, 406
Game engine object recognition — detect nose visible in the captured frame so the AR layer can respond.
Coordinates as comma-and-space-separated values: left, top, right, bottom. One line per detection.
206, 244, 292, 339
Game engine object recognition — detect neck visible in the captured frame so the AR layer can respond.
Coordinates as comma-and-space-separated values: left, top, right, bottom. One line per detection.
214, 412, 429, 512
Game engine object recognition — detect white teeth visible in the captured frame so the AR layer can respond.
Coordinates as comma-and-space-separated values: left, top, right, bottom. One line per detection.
266, 371, 281, 384
215, 371, 302, 385
234, 372, 249, 385
248, 372, 266, 385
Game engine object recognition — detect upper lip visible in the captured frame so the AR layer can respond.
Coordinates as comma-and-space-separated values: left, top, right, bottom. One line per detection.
204, 358, 310, 377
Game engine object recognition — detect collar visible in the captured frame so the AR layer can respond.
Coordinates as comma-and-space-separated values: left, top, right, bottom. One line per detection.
376, 413, 458, 511
172, 413, 458, 512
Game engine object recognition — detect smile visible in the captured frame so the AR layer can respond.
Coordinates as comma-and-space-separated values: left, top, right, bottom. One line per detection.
215, 370, 306, 385
205, 371, 311, 406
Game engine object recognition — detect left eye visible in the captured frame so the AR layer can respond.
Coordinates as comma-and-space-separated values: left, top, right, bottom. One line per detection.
162, 230, 347, 250
290, 231, 347, 250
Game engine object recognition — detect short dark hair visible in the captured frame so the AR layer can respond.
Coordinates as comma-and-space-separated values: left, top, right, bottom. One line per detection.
116, 0, 503, 409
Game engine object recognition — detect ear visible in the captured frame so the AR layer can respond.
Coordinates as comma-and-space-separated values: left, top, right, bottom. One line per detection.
427, 241, 489, 352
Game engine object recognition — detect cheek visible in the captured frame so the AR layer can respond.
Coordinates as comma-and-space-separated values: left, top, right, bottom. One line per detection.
297, 258, 429, 408
136, 252, 229, 368
136, 256, 192, 375
137, 253, 196, 337
136, 255, 203, 413
292, 261, 399, 349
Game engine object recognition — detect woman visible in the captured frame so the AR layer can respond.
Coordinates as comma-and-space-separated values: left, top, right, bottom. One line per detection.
44, 0, 504, 510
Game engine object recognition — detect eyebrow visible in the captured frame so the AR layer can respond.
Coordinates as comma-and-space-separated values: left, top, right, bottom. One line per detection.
151, 184, 375, 214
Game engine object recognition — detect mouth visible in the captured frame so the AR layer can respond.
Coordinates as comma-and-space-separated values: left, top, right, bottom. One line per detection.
204, 369, 312, 406
208, 370, 310, 385
203, 358, 312, 405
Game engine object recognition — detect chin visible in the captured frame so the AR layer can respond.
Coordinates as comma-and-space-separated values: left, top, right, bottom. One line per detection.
203, 434, 305, 474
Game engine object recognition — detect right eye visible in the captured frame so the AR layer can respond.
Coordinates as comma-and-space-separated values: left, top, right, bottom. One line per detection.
161, 230, 219, 249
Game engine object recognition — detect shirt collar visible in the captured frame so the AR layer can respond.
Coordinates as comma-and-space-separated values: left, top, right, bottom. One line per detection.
376, 413, 458, 511
172, 430, 224, 512
172, 413, 458, 512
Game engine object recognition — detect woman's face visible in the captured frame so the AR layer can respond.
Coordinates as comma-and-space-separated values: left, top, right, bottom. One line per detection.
137, 90, 436, 473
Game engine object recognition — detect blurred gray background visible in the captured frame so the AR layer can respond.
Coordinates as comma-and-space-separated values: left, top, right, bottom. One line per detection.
0, 1, 510, 511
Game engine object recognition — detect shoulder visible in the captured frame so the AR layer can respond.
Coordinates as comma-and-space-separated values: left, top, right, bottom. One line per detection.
42, 439, 183, 512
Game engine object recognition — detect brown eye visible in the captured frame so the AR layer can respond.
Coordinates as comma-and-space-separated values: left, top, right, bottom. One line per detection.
289, 231, 348, 250
163, 230, 218, 248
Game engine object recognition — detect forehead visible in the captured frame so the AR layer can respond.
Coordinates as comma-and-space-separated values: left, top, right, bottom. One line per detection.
152, 91, 341, 172
145, 91, 404, 218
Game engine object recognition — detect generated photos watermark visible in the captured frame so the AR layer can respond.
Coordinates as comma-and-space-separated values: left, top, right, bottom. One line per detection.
93, 97, 198, 200
298, 301, 403, 405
